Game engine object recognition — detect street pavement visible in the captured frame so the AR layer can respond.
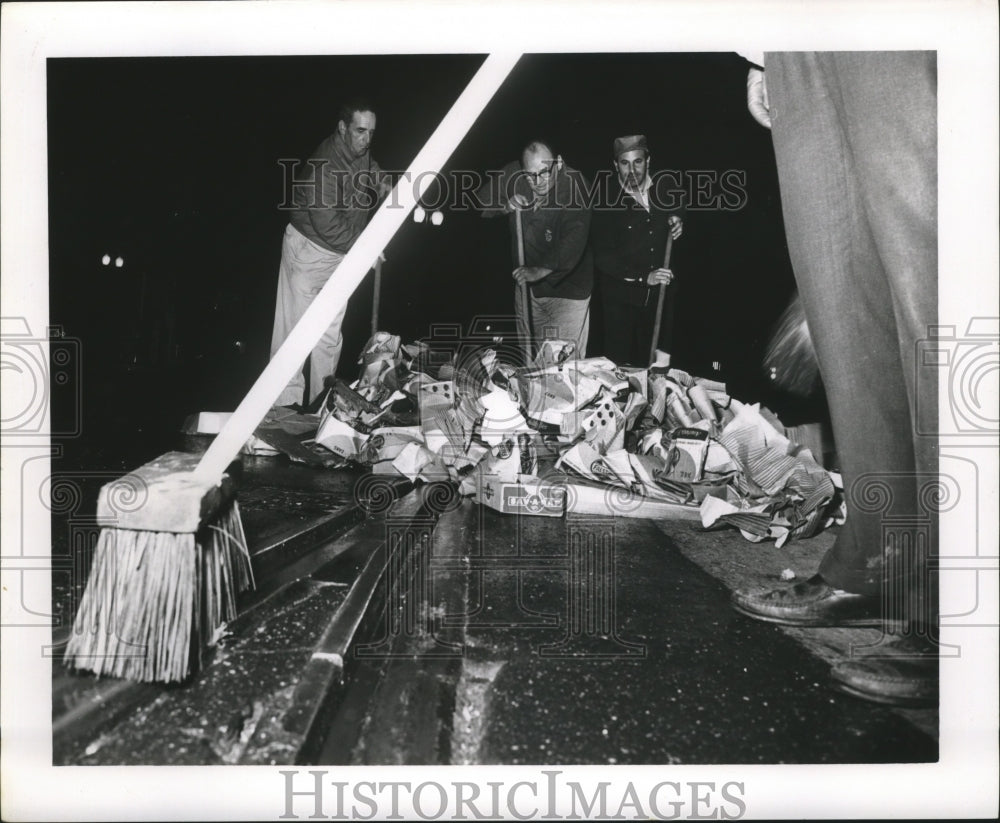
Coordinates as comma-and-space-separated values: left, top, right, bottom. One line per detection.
337, 500, 937, 765
51, 455, 937, 766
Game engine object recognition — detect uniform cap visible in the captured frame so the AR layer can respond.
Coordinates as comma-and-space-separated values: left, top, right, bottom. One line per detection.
613, 134, 648, 158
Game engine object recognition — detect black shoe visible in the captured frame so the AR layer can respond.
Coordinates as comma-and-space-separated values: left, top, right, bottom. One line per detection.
829, 634, 939, 708
731, 574, 898, 629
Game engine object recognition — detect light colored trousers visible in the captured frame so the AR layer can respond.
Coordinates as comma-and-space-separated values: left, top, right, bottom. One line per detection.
514, 286, 590, 361
768, 52, 937, 624
270, 223, 348, 406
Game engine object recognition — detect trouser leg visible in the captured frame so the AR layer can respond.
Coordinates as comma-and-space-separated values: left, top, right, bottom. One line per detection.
532, 295, 591, 358
603, 292, 635, 365
832, 52, 939, 627
767, 53, 937, 616
767, 52, 937, 626
270, 224, 345, 406
308, 300, 348, 404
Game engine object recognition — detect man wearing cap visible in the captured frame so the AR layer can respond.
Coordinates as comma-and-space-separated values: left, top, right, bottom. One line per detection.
473, 140, 594, 358
590, 134, 684, 366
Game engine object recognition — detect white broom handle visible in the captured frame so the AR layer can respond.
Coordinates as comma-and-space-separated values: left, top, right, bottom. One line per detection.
195, 53, 521, 481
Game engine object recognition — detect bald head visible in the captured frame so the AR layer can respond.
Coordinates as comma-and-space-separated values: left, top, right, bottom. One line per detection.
522, 141, 554, 167
520, 141, 559, 198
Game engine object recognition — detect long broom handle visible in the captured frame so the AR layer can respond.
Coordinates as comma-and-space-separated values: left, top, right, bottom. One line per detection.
194, 53, 521, 481
370, 256, 382, 337
515, 206, 532, 361
648, 232, 674, 367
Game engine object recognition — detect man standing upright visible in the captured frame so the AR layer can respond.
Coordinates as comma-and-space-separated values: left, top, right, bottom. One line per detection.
731, 53, 939, 707
474, 140, 593, 359
590, 135, 684, 366
271, 100, 386, 408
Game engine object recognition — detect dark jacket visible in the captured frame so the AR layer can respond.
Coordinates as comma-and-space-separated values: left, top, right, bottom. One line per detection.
590, 176, 684, 306
474, 161, 593, 300
288, 132, 383, 254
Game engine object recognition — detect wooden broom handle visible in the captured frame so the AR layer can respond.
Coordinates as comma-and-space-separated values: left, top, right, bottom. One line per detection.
194, 53, 521, 481
515, 206, 532, 361
370, 256, 382, 338
648, 232, 674, 367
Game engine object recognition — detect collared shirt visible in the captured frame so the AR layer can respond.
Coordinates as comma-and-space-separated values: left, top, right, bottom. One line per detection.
590, 176, 683, 292
288, 132, 383, 254
474, 161, 593, 300
624, 175, 653, 212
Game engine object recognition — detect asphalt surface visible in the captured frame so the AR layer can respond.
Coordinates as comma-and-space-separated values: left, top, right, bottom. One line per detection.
344, 501, 937, 765
51, 454, 937, 766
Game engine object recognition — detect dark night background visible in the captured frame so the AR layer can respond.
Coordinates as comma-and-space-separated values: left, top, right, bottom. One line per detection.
47, 53, 824, 468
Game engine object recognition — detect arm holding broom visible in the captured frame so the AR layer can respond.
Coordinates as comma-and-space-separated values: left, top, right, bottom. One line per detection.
66, 55, 521, 684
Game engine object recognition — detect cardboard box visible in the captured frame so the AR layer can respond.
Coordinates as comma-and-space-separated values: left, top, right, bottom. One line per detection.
663, 427, 710, 483
474, 473, 566, 517
316, 415, 369, 460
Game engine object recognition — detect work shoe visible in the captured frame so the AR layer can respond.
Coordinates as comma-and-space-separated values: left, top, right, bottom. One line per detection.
731, 574, 894, 629
829, 634, 939, 708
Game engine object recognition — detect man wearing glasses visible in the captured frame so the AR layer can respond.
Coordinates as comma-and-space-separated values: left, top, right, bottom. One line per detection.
474, 140, 593, 359
590, 134, 684, 367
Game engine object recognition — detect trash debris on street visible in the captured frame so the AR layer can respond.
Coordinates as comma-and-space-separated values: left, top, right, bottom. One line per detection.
234, 331, 841, 546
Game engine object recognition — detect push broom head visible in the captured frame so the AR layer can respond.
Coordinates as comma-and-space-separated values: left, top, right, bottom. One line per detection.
763, 292, 821, 398
65, 451, 254, 684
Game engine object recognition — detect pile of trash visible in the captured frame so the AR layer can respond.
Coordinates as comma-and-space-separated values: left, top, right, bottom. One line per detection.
189, 332, 842, 546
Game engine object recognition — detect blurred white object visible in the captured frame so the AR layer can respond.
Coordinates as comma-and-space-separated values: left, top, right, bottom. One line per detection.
413, 206, 426, 223
431, 210, 444, 226
651, 349, 671, 367
764, 292, 819, 397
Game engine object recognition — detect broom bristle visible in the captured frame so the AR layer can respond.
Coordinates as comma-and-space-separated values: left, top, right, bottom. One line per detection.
763, 293, 821, 397
65, 501, 253, 683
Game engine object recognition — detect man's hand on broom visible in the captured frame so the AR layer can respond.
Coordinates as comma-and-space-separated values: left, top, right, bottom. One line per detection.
513, 265, 552, 284
506, 192, 537, 213
647, 267, 674, 286
668, 214, 684, 240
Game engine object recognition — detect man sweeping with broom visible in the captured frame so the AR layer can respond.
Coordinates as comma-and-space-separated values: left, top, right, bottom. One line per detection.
63, 57, 522, 684
473, 140, 594, 360
270, 99, 390, 410
590, 134, 684, 367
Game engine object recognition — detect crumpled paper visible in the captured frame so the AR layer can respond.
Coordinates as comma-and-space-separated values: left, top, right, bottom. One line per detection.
299, 329, 839, 545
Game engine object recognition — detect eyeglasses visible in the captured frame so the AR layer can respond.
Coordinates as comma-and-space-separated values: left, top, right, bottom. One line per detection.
521, 165, 555, 183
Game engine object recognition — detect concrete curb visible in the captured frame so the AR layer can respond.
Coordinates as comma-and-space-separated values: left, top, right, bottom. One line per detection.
239, 490, 432, 765
52, 474, 414, 764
